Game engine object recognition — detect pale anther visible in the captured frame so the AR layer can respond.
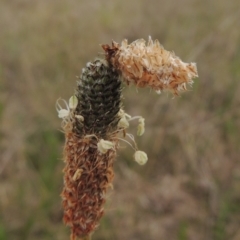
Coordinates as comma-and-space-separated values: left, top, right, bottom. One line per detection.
134, 151, 148, 165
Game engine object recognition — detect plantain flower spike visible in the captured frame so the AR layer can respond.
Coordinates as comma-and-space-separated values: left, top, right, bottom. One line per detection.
102, 36, 198, 95
58, 37, 198, 240
60, 59, 121, 240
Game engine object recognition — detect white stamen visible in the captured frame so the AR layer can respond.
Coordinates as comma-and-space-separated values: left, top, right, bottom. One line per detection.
118, 116, 129, 128
69, 95, 78, 109
134, 151, 148, 165
75, 115, 84, 121
97, 139, 115, 154
58, 109, 70, 118
137, 117, 145, 136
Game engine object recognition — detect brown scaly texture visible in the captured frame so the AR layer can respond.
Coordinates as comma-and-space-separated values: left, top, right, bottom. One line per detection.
102, 37, 198, 95
62, 133, 116, 239
61, 59, 122, 239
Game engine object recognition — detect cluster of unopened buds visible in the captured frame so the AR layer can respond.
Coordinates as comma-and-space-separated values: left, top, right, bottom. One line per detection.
56, 96, 148, 166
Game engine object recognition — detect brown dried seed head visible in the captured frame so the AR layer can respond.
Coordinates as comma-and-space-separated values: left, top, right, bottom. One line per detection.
102, 37, 198, 95
62, 132, 117, 239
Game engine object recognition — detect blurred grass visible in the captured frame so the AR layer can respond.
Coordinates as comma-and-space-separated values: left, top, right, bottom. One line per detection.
1, 0, 240, 239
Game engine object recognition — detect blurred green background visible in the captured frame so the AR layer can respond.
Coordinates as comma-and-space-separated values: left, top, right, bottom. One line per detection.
1, 0, 240, 239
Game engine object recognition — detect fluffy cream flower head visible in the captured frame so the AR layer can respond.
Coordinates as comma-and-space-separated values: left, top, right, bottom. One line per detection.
103, 37, 198, 95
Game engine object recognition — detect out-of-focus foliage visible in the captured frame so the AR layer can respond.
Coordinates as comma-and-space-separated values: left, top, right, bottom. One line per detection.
0, 0, 240, 239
